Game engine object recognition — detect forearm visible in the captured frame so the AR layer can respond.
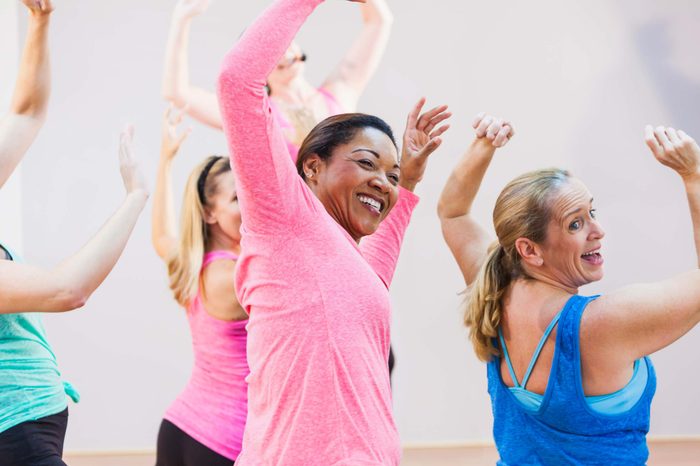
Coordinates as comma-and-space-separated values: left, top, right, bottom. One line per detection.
11, 12, 51, 118
162, 14, 192, 105
437, 138, 495, 219
55, 191, 148, 304
151, 156, 177, 259
684, 175, 700, 267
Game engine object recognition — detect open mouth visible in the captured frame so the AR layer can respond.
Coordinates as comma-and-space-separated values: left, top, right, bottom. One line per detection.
357, 194, 384, 216
581, 248, 604, 266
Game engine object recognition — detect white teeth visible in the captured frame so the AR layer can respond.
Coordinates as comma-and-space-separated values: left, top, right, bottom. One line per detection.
358, 195, 382, 212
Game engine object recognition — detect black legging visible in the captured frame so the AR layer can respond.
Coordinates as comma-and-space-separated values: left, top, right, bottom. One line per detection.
0, 409, 68, 466
156, 419, 234, 466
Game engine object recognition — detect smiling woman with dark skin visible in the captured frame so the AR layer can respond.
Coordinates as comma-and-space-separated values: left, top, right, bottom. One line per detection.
440, 116, 700, 464
216, 0, 449, 464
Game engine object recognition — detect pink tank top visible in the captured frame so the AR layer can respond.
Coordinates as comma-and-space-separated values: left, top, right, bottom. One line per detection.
163, 250, 249, 461
269, 87, 344, 161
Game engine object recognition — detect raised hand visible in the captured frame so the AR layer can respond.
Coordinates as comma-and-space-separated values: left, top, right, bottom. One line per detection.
472, 112, 514, 148
161, 105, 192, 161
174, 0, 211, 19
400, 98, 451, 191
21, 0, 53, 15
645, 125, 700, 182
119, 126, 148, 196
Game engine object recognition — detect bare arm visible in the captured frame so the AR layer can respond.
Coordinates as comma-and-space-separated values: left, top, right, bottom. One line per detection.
438, 114, 514, 285
0, 127, 148, 314
585, 126, 700, 363
162, 0, 222, 129
0, 1, 53, 188
151, 107, 191, 260
322, 0, 393, 111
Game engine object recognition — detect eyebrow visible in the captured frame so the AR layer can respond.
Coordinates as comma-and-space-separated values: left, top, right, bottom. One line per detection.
351, 148, 400, 170
563, 198, 594, 219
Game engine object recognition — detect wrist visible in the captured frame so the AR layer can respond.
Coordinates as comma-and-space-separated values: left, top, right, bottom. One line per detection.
399, 179, 418, 192
683, 171, 700, 189
29, 10, 51, 24
127, 188, 149, 203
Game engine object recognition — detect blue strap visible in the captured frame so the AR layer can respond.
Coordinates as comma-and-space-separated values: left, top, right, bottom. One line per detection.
498, 327, 521, 388
498, 308, 565, 389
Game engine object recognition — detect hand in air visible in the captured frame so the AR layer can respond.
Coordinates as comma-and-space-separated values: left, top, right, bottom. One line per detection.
400, 98, 452, 191
645, 126, 700, 182
174, 0, 211, 19
472, 113, 514, 148
21, 0, 53, 14
119, 126, 148, 196
161, 105, 192, 161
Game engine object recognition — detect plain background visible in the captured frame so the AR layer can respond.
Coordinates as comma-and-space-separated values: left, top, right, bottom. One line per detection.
4, 0, 700, 452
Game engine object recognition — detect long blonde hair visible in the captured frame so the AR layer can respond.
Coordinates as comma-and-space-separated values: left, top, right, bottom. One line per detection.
465, 168, 571, 361
167, 156, 231, 307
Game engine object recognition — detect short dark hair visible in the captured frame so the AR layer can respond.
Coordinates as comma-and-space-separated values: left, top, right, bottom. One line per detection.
296, 113, 398, 180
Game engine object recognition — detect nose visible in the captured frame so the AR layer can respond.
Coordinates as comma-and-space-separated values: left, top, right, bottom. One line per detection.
589, 218, 606, 240
368, 174, 392, 194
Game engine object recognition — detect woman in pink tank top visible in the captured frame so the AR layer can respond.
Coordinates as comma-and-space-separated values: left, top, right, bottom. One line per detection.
162, 0, 393, 160
151, 107, 248, 465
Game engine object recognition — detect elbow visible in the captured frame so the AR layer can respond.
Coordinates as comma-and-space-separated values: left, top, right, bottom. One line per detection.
162, 86, 186, 108
53, 287, 89, 312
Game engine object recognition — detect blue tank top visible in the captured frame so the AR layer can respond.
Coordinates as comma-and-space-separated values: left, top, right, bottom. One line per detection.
487, 295, 656, 465
0, 242, 79, 433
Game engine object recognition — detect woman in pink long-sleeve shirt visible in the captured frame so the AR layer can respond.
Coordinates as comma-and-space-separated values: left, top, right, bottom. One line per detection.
216, 1, 450, 464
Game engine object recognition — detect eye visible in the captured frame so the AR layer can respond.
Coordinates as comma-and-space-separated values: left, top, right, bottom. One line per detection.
589, 209, 597, 219
569, 219, 582, 231
358, 159, 374, 169
388, 173, 400, 185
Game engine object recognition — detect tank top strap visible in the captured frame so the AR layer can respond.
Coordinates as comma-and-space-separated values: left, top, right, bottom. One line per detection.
317, 87, 344, 115
202, 250, 239, 269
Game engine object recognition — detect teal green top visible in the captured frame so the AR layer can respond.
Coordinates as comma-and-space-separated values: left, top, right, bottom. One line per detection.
0, 242, 79, 433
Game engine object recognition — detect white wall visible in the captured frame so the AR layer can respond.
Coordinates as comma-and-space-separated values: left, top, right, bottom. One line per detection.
12, 0, 700, 451
1, 0, 22, 252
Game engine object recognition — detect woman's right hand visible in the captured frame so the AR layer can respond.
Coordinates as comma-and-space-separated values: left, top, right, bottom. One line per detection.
119, 125, 148, 197
645, 125, 700, 183
161, 105, 192, 161
472, 113, 515, 148
173, 0, 211, 19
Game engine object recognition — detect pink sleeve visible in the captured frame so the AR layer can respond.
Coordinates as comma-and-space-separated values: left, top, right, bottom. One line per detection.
216, 0, 324, 234
359, 187, 420, 288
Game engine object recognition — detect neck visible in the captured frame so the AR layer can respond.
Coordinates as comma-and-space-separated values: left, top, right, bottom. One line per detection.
269, 77, 316, 103
206, 234, 240, 255
518, 272, 579, 296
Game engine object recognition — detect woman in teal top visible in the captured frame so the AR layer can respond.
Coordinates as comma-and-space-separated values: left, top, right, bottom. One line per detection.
439, 113, 700, 464
0, 2, 148, 464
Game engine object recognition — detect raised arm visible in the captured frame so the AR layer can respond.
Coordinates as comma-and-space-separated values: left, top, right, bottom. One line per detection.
0, 127, 148, 314
217, 0, 340, 233
360, 98, 450, 286
438, 113, 514, 285
322, 0, 393, 111
584, 126, 700, 365
0, 0, 53, 188
162, 0, 222, 129
152, 107, 191, 261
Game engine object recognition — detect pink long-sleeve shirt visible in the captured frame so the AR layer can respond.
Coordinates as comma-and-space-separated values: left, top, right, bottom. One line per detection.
217, 1, 417, 464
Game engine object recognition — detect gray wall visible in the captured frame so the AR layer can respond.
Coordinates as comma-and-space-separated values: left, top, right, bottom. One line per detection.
11, 0, 700, 451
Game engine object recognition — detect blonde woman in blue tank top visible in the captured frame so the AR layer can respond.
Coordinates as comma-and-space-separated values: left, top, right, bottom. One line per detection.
439, 114, 700, 464
0, 2, 148, 464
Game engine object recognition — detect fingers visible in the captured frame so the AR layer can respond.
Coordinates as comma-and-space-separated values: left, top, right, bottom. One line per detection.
493, 124, 513, 147
654, 126, 674, 154
417, 137, 443, 159
472, 112, 486, 129
429, 124, 450, 140
644, 125, 663, 159
417, 104, 449, 132
423, 110, 452, 134
406, 97, 426, 129
474, 115, 494, 138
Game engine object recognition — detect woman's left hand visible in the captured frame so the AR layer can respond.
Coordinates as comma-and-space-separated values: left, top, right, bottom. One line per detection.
399, 98, 451, 191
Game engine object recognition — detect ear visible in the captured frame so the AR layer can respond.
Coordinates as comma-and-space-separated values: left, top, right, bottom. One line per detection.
514, 237, 544, 267
302, 154, 324, 183
203, 207, 217, 225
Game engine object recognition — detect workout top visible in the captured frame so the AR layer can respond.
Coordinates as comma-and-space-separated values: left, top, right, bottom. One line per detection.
163, 250, 248, 461
498, 306, 649, 414
488, 295, 656, 465
0, 242, 79, 434
270, 87, 344, 161
217, 0, 417, 464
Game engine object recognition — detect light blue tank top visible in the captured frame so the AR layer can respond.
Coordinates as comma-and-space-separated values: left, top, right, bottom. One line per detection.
497, 304, 648, 414
487, 295, 656, 465
0, 242, 79, 433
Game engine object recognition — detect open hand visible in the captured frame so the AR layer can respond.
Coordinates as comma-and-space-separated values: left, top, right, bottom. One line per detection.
161, 105, 192, 161
472, 113, 514, 148
645, 125, 700, 182
119, 125, 148, 196
21, 0, 53, 15
400, 98, 451, 191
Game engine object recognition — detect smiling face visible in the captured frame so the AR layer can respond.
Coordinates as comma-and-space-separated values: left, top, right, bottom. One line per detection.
536, 178, 606, 289
304, 127, 400, 241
